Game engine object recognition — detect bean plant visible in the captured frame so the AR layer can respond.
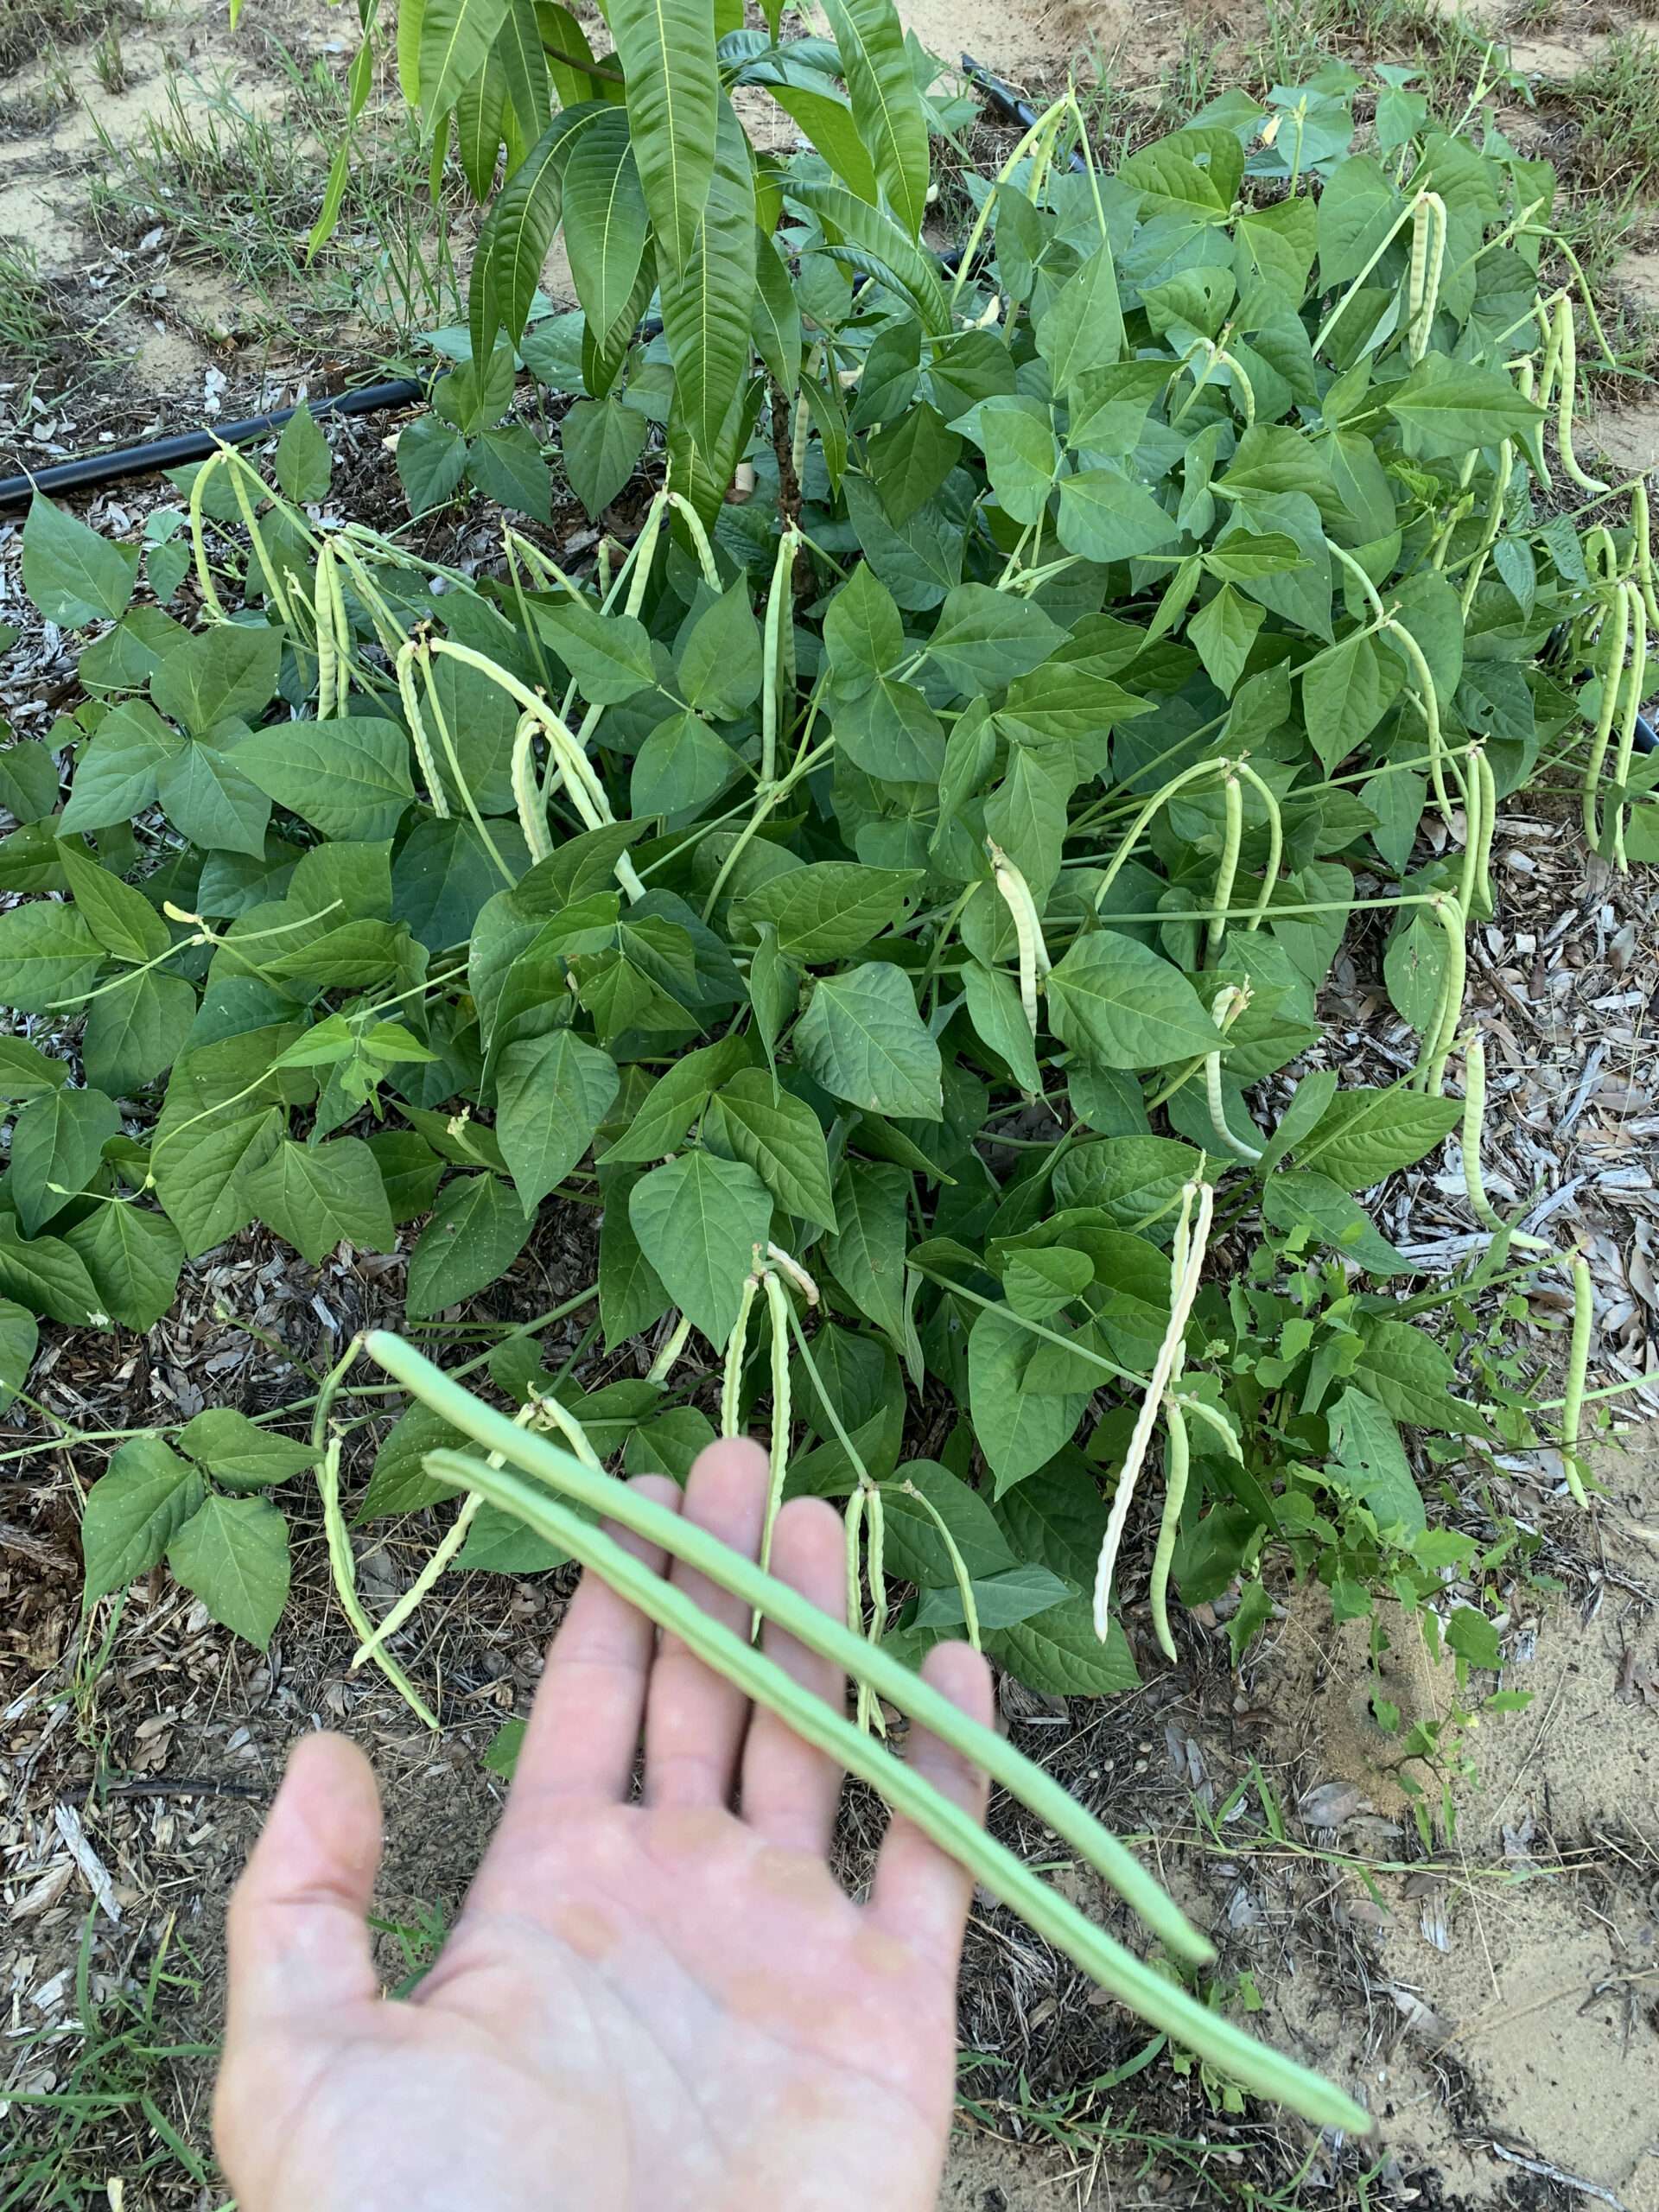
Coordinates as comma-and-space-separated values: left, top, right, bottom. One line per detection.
1, 0, 1656, 2082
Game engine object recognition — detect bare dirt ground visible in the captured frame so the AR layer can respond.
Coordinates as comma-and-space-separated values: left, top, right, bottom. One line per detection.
4, 1, 1659, 2207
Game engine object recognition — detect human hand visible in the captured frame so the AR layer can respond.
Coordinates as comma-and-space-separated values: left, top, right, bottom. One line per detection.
213, 1438, 994, 2212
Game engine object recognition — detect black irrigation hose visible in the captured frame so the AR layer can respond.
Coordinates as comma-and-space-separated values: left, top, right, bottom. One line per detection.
960, 52, 1089, 173
0, 376, 431, 509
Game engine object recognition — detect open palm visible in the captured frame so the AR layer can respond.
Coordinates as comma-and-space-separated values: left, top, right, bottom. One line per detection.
214, 1440, 993, 2212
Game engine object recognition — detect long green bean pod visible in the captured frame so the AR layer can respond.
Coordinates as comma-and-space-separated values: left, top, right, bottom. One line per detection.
1091, 760, 1236, 913
1406, 191, 1446, 362
362, 1329, 1215, 1965
1384, 620, 1454, 826
989, 841, 1051, 1033
721, 1270, 760, 1435
666, 490, 722, 588
859, 1483, 887, 1736
417, 1439, 1369, 2133
1611, 578, 1649, 871
1092, 1184, 1213, 1641
1459, 439, 1513, 616
760, 525, 801, 786
759, 1269, 792, 1585
1581, 582, 1630, 852
314, 543, 338, 721
1633, 477, 1659, 632
1418, 894, 1467, 1096
898, 1479, 982, 1650
396, 639, 450, 819
1474, 746, 1497, 919
188, 452, 230, 622
1148, 1400, 1191, 1664
317, 1437, 436, 1729
1461, 1035, 1550, 1254
623, 488, 670, 620
1456, 746, 1484, 920
511, 712, 552, 862
1205, 987, 1262, 1162
1560, 1255, 1593, 1508
1554, 294, 1608, 496
1208, 776, 1243, 963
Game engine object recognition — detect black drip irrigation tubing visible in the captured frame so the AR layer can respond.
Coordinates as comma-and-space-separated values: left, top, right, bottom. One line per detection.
0, 376, 430, 510
0, 49, 1649, 758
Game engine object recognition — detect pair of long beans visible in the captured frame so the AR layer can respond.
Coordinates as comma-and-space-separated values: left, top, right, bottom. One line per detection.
357, 1330, 1369, 2135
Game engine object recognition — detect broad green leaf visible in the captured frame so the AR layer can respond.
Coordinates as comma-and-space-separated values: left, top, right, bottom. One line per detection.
1052, 1135, 1204, 1228
0, 900, 105, 1013
0, 1218, 109, 1325
1188, 583, 1262, 696
22, 495, 137, 626
1352, 1318, 1479, 1434
628, 1149, 774, 1345
562, 396, 650, 518
177, 1407, 317, 1489
151, 622, 281, 735
739, 863, 919, 963
969, 1306, 1088, 1491
59, 701, 183, 835
925, 583, 1064, 693
468, 424, 553, 522
1261, 1169, 1412, 1274
168, 1492, 291, 1649
1387, 359, 1543, 459
60, 1201, 183, 1331
702, 1068, 837, 1230
0, 740, 62, 822
0, 1300, 39, 1410
1046, 932, 1220, 1069
678, 585, 763, 721
823, 563, 903, 698
1302, 630, 1399, 772
631, 711, 744, 818
915, 1562, 1072, 1631
244, 1136, 398, 1262
818, 0, 928, 236
83, 1435, 205, 1603
236, 717, 414, 841
983, 1595, 1141, 1696
56, 845, 169, 963
1055, 470, 1178, 564
1295, 1087, 1460, 1189
9, 1085, 119, 1235
397, 414, 470, 515
792, 962, 943, 1120
963, 961, 1042, 1093
156, 741, 272, 857
1034, 242, 1124, 391
969, 396, 1059, 527
536, 598, 658, 702
881, 1459, 1017, 1586
868, 402, 962, 525
822, 1157, 908, 1340
407, 1173, 534, 1316
1328, 1385, 1425, 1541
273, 402, 333, 503
600, 1035, 752, 1163
494, 1029, 619, 1210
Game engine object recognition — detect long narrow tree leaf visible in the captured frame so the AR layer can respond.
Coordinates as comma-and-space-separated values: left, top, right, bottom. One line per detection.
563, 108, 650, 348
469, 100, 609, 363
660, 93, 757, 461
609, 0, 719, 276
818, 0, 929, 236
789, 177, 950, 334
494, 0, 551, 149
419, 0, 510, 118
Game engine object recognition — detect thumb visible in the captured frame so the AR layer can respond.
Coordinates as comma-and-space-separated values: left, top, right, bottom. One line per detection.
224, 1731, 384, 2041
